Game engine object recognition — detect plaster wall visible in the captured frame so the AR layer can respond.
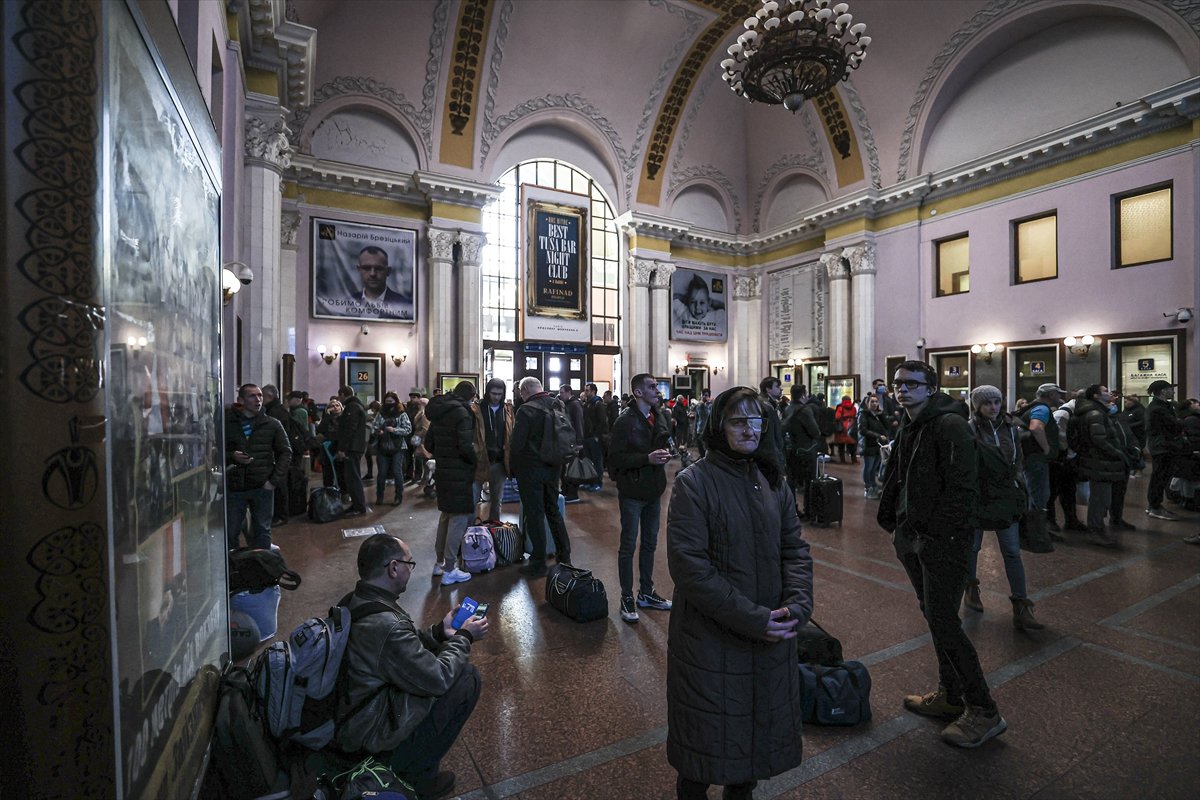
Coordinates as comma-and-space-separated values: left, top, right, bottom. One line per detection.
872, 224, 923, 375
670, 185, 729, 231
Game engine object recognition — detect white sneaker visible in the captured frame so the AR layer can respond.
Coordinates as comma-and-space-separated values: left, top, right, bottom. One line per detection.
441, 568, 472, 586
432, 562, 445, 577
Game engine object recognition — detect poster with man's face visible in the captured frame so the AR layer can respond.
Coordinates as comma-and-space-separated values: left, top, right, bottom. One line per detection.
312, 218, 417, 321
670, 267, 727, 341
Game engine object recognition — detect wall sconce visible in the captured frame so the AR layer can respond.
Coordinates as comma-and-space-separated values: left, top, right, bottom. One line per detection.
221, 268, 241, 305
1063, 335, 1094, 359
126, 335, 148, 355
712, 362, 726, 375
786, 358, 796, 368
674, 361, 690, 374
390, 349, 409, 367
970, 342, 998, 363
316, 344, 337, 365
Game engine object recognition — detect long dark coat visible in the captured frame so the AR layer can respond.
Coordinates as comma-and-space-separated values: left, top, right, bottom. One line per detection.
666, 449, 813, 785
425, 393, 477, 513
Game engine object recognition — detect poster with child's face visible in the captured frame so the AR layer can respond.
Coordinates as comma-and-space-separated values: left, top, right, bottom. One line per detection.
670, 267, 728, 342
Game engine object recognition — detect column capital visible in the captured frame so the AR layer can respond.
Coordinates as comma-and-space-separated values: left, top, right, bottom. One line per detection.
280, 210, 300, 250
821, 250, 850, 281
732, 274, 762, 300
629, 259, 657, 288
457, 231, 486, 266
428, 228, 457, 263
845, 242, 877, 276
649, 262, 676, 290
244, 108, 292, 172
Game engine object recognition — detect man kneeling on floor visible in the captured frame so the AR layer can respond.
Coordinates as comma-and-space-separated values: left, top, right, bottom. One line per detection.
337, 533, 489, 799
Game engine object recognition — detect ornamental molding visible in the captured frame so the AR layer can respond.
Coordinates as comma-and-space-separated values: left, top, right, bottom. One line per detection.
649, 262, 677, 289
667, 164, 743, 231
481, 92, 629, 181
839, 80, 882, 188
615, 210, 691, 241
630, 259, 658, 287
457, 231, 487, 265
845, 242, 877, 276
414, 171, 504, 209
245, 109, 292, 170
821, 251, 850, 281
290, 74, 434, 156
1163, 0, 1200, 30
428, 228, 457, 262
752, 153, 829, 233
732, 274, 762, 301
280, 209, 300, 249
288, 152, 423, 203
240, 0, 316, 107
479, 0, 515, 159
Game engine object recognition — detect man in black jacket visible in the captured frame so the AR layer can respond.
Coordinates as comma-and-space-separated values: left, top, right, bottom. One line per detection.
757, 377, 786, 473
558, 385, 585, 503
336, 385, 370, 516
1145, 380, 1184, 520
1069, 385, 1127, 547
262, 384, 293, 526
225, 383, 291, 549
782, 384, 822, 508
607, 373, 674, 623
581, 382, 609, 491
877, 361, 1005, 749
510, 377, 572, 577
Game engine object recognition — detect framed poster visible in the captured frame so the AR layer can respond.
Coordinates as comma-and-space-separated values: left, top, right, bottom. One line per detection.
671, 267, 728, 342
526, 201, 587, 319
825, 375, 860, 407
438, 373, 480, 395
312, 217, 417, 322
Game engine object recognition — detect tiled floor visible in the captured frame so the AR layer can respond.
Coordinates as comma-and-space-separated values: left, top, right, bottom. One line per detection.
242, 458, 1200, 799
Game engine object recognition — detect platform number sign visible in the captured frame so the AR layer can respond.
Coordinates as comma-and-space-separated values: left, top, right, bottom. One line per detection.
1138, 358, 1155, 371
1030, 361, 1045, 375
356, 370, 370, 382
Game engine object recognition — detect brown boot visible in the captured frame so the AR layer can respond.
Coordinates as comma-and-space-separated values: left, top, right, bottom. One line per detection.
1012, 598, 1044, 630
963, 579, 983, 612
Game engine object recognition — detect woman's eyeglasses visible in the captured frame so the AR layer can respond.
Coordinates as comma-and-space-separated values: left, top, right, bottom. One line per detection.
727, 416, 765, 432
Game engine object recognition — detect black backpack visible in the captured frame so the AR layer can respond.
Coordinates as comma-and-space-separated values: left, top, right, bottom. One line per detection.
229, 547, 302, 593
211, 666, 288, 800
540, 398, 580, 466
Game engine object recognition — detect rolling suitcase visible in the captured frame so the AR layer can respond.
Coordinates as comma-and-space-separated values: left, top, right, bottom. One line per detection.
807, 456, 843, 526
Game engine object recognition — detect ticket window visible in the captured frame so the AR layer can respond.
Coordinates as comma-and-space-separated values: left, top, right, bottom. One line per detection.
934, 353, 969, 401
1012, 346, 1058, 406
1114, 340, 1175, 401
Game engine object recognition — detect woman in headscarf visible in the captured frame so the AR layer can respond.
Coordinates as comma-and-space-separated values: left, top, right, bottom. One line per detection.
666, 387, 814, 800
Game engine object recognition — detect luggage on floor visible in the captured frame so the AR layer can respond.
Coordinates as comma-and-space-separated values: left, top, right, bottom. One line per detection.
500, 477, 521, 504
795, 619, 843, 667
545, 563, 608, 622
522, 493, 566, 557
807, 456, 843, 526
229, 547, 302, 594
287, 465, 308, 516
231, 585, 282, 642
212, 666, 290, 800
799, 660, 872, 726
487, 520, 521, 566
310, 442, 345, 523
461, 525, 497, 573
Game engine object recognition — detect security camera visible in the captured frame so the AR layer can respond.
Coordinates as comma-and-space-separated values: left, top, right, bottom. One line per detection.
1178, 308, 1193, 324
237, 264, 254, 285
360, 323, 370, 336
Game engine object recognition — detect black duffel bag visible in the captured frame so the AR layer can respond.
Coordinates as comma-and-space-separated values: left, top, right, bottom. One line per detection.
229, 547, 301, 593
545, 563, 608, 622
796, 619, 843, 666
799, 660, 873, 726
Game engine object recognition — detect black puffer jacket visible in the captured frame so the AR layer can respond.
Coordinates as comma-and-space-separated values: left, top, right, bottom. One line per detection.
225, 409, 291, 491
857, 409, 892, 457
425, 393, 477, 513
608, 404, 673, 501
336, 396, 369, 454
781, 400, 821, 453
1071, 398, 1127, 483
1145, 397, 1184, 457
877, 392, 978, 549
666, 449, 812, 785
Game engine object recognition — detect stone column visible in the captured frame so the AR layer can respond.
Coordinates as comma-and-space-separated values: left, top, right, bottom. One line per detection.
240, 99, 291, 384
732, 274, 763, 388
626, 259, 655, 379
649, 262, 676, 379
457, 231, 486, 379
821, 250, 850, 374
279, 208, 300, 371
846, 242, 877, 384
427, 228, 457, 382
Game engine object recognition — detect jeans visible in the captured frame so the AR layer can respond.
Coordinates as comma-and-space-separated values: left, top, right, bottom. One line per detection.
376, 450, 406, 502
897, 529, 995, 709
1087, 480, 1113, 530
477, 461, 507, 522
516, 464, 571, 562
861, 454, 880, 491
1024, 458, 1050, 515
584, 437, 605, 486
1048, 459, 1080, 522
385, 664, 481, 791
618, 495, 662, 598
436, 512, 472, 571
1147, 453, 1175, 508
341, 451, 367, 512
1111, 476, 1129, 522
970, 523, 1027, 599
226, 486, 274, 549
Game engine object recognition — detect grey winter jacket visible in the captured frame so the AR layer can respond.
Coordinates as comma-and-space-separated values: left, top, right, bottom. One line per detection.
666, 450, 813, 785
337, 581, 475, 754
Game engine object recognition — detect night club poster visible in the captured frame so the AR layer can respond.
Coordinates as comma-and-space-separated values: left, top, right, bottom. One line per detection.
670, 266, 728, 342
106, 3, 226, 796
526, 201, 586, 319
312, 217, 417, 322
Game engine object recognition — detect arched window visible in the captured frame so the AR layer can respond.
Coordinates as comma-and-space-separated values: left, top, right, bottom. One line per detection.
481, 160, 621, 347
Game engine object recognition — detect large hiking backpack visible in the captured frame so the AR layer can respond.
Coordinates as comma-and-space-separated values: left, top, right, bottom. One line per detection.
254, 601, 393, 750
212, 666, 290, 800
540, 398, 580, 466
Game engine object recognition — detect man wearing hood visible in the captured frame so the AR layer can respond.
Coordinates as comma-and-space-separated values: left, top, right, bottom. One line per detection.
473, 379, 513, 522
1069, 385, 1129, 547
877, 361, 1005, 748
426, 381, 480, 585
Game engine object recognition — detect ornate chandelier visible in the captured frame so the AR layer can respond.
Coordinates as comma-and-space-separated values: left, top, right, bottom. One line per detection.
720, 0, 871, 112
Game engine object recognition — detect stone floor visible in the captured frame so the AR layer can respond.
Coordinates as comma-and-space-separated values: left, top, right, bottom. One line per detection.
233, 456, 1200, 799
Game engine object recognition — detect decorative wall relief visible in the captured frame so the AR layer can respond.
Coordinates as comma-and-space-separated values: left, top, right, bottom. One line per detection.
448, 0, 490, 135
814, 91, 853, 160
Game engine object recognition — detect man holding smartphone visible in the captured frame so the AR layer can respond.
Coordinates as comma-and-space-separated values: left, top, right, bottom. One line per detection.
338, 533, 489, 800
224, 383, 291, 549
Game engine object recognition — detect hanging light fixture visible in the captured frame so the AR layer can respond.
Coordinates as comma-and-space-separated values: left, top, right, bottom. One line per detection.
719, 0, 871, 113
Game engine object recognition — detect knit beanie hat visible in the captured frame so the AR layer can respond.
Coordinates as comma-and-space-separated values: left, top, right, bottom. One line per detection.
969, 384, 1003, 411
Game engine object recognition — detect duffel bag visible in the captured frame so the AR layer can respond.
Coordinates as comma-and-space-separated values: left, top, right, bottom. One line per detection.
461, 526, 497, 573
229, 547, 301, 594
796, 619, 843, 666
799, 660, 872, 726
545, 563, 608, 622
309, 486, 344, 524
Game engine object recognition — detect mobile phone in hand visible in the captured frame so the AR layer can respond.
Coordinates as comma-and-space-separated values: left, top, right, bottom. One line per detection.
472, 603, 489, 618
451, 597, 479, 629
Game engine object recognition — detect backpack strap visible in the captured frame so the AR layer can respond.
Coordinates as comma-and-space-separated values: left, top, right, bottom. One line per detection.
331, 599, 403, 735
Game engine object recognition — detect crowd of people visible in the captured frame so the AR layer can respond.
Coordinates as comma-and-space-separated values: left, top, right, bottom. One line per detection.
222, 365, 1199, 799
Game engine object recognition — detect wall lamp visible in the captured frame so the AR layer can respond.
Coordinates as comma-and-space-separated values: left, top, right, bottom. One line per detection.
970, 342, 999, 363
316, 344, 338, 365
1063, 335, 1095, 359
712, 362, 726, 375
390, 349, 409, 367
674, 360, 690, 374
221, 261, 254, 305
126, 335, 148, 355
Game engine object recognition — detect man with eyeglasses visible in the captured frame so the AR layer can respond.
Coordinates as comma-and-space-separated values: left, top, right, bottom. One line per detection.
337, 533, 488, 800
877, 360, 1006, 749
349, 245, 413, 320
608, 373, 676, 622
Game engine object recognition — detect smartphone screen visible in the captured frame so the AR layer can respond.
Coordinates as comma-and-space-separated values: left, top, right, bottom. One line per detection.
473, 603, 489, 618
451, 597, 478, 629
